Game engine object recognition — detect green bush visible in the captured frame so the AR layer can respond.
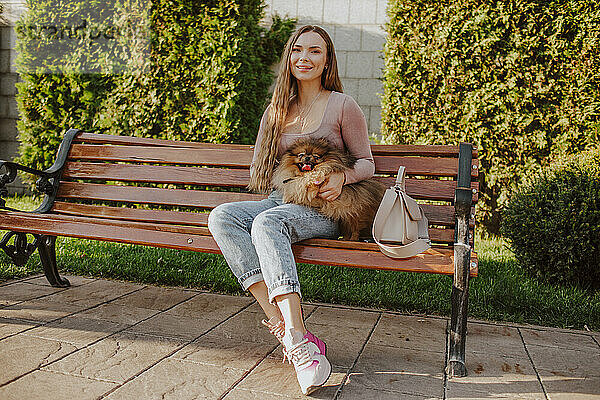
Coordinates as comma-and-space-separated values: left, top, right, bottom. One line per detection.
15, 0, 294, 174
97, 4, 295, 144
501, 148, 600, 289
381, 0, 600, 234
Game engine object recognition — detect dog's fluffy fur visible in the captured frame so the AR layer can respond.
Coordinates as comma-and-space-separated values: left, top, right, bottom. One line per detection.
272, 137, 386, 240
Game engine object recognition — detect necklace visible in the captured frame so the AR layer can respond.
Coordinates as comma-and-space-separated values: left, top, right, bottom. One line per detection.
296, 88, 322, 132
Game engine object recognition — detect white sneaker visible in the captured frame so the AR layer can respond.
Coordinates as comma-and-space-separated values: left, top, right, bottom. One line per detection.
282, 328, 332, 395
262, 317, 286, 343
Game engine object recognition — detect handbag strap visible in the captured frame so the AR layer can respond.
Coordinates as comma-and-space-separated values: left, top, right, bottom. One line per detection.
395, 166, 406, 191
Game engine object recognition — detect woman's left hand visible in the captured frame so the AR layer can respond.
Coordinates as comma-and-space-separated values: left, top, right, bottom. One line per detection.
318, 172, 345, 201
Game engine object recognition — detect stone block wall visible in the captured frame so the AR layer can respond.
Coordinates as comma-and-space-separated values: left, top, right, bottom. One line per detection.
264, 0, 389, 138
0, 0, 26, 194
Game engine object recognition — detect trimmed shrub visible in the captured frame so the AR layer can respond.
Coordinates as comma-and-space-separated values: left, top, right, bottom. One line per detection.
501, 148, 600, 289
15, 0, 294, 174
381, 0, 600, 234
97, 5, 295, 144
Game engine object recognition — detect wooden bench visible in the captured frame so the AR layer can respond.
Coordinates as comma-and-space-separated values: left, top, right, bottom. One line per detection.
0, 128, 479, 376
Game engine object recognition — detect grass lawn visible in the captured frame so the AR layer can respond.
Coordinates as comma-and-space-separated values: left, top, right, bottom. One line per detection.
2, 194, 599, 331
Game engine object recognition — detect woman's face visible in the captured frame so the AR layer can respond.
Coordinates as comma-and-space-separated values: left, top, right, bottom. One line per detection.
289, 31, 328, 84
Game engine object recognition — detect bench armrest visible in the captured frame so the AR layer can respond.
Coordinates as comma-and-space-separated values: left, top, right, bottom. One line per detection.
0, 128, 82, 213
0, 161, 59, 211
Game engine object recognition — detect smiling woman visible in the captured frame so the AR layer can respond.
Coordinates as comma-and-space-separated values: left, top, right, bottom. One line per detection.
208, 25, 375, 395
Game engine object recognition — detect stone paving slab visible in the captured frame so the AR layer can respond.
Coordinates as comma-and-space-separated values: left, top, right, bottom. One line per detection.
222, 387, 297, 399
0, 299, 88, 322
165, 292, 253, 319
527, 345, 600, 378
111, 285, 197, 311
43, 331, 186, 384
338, 384, 440, 400
77, 302, 159, 326
305, 314, 377, 368
171, 333, 277, 371
463, 323, 526, 358
233, 352, 346, 399
541, 375, 600, 400
207, 305, 281, 345
521, 328, 600, 352
368, 314, 447, 353
0, 316, 35, 338
105, 358, 244, 399
347, 344, 445, 398
0, 333, 79, 386
306, 306, 380, 331
0, 282, 63, 305
0, 369, 117, 400
22, 274, 96, 287
23, 316, 127, 347
42, 279, 144, 307
1, 275, 599, 400
445, 351, 546, 400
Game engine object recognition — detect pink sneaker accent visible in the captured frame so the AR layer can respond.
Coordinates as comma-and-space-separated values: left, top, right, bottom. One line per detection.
304, 330, 327, 356
282, 328, 332, 395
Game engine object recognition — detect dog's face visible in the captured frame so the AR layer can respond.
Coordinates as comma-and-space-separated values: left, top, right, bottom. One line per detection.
286, 138, 330, 172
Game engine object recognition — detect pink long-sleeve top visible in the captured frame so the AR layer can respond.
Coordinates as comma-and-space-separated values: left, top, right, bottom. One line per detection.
251, 91, 375, 185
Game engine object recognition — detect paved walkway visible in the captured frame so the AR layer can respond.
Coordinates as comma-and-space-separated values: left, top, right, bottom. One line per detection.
0, 274, 598, 400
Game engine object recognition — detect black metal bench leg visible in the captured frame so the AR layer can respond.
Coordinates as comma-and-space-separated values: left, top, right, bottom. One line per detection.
448, 241, 470, 377
447, 142, 473, 378
38, 235, 70, 288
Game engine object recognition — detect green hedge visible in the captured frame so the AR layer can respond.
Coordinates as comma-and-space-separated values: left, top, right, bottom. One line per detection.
501, 148, 600, 289
15, 0, 294, 173
381, 0, 600, 234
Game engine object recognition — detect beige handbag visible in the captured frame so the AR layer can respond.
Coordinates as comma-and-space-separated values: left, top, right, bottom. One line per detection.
372, 166, 431, 258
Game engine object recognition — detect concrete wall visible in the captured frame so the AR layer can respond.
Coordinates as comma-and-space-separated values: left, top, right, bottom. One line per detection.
0, 0, 389, 195
264, 0, 389, 137
0, 0, 26, 194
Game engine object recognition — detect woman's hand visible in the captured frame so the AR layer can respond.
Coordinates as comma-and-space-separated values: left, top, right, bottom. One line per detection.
318, 172, 345, 201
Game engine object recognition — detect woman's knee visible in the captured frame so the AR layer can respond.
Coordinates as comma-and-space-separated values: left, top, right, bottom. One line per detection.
251, 210, 288, 239
208, 203, 236, 234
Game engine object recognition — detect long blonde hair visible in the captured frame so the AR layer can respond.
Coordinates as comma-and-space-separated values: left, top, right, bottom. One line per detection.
248, 25, 344, 193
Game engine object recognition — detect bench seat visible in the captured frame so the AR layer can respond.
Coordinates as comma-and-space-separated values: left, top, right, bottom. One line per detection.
0, 128, 479, 376
1, 209, 477, 275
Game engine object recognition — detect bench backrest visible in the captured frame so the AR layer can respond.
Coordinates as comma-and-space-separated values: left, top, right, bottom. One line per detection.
50, 132, 478, 247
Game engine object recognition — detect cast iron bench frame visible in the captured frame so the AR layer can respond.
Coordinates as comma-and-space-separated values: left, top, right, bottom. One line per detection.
0, 128, 478, 377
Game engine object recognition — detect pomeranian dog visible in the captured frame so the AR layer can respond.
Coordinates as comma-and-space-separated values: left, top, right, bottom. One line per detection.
272, 137, 386, 240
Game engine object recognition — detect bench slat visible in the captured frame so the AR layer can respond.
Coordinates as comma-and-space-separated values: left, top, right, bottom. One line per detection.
67, 144, 477, 178
75, 132, 478, 158
75, 132, 252, 150
13, 211, 211, 236
0, 211, 477, 276
52, 201, 473, 228
31, 210, 466, 245
63, 162, 250, 188
373, 156, 478, 178
372, 144, 478, 158
376, 177, 479, 203
68, 144, 253, 168
62, 162, 479, 200
294, 244, 478, 276
52, 201, 209, 226
56, 182, 264, 208
50, 201, 472, 245
58, 176, 477, 204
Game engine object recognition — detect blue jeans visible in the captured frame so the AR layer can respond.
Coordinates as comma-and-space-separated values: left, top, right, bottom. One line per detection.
208, 190, 339, 304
